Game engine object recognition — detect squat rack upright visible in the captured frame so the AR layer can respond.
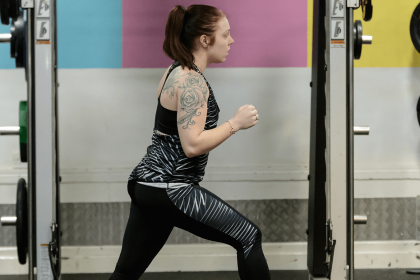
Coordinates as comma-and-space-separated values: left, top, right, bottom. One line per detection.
307, 0, 372, 279
0, 0, 60, 279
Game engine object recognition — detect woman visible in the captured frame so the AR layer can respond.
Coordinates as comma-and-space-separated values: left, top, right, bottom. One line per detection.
110, 4, 269, 280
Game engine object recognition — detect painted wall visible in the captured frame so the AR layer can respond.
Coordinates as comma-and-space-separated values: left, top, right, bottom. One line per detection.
0, 0, 420, 201
1, 0, 420, 257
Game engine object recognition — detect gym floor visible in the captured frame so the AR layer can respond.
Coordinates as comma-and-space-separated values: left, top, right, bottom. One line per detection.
0, 269, 418, 280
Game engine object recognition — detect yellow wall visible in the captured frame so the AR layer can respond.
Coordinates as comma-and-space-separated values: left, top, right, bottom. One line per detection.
307, 0, 420, 67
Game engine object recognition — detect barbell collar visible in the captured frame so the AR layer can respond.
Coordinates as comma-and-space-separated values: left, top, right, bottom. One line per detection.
354, 126, 369, 135
362, 35, 372, 45
354, 215, 367, 225
1, 216, 17, 226
0, 33, 11, 43
0, 126, 20, 135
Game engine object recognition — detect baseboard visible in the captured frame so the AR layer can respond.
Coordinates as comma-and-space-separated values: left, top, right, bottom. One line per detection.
1, 241, 420, 275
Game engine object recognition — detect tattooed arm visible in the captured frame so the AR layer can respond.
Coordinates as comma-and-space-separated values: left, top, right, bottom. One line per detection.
176, 71, 237, 158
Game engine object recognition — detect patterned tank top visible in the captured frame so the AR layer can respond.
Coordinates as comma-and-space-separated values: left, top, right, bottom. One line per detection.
128, 61, 220, 185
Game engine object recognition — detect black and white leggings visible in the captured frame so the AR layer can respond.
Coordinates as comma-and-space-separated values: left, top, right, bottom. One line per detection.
109, 180, 271, 280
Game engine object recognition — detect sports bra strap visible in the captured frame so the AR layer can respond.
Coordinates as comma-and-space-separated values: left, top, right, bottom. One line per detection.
159, 62, 179, 100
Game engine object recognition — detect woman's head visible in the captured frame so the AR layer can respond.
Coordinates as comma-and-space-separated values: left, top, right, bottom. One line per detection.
163, 5, 234, 70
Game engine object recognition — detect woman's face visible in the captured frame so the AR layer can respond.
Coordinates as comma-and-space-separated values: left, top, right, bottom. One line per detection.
206, 17, 234, 63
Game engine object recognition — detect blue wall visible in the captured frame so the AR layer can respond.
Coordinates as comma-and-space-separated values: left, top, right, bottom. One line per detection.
0, 24, 16, 69
0, 0, 122, 69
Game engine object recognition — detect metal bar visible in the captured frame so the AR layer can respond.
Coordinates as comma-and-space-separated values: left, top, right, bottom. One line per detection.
362, 35, 372, 44
52, 0, 62, 276
347, 7, 355, 280
26, 7, 36, 280
0, 126, 20, 135
354, 215, 367, 225
0, 33, 11, 43
354, 126, 369, 135
0, 216, 17, 226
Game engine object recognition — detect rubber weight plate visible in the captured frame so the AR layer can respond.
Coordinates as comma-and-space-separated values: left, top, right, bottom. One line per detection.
15, 35, 24, 67
16, 178, 28, 265
0, 0, 10, 25
11, 11, 24, 67
8, 0, 20, 21
416, 96, 420, 127
354, 20, 363, 59
19, 101, 27, 162
411, 3, 420, 53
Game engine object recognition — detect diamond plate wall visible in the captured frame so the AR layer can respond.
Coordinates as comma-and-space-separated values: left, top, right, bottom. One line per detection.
0, 198, 417, 246
0, 204, 16, 247
354, 198, 416, 241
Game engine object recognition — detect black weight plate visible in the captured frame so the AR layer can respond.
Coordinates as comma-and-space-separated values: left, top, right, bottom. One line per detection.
20, 143, 27, 162
354, 20, 363, 59
10, 18, 17, 58
15, 36, 24, 67
11, 11, 24, 67
16, 178, 28, 265
10, 14, 18, 58
362, 0, 373, 22
0, 0, 10, 25
10, 32, 16, 58
410, 3, 420, 53
19, 101, 27, 162
416, 96, 420, 127
8, 0, 20, 20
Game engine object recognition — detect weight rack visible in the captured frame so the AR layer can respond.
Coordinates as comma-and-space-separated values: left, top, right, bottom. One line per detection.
307, 0, 372, 280
0, 1, 60, 279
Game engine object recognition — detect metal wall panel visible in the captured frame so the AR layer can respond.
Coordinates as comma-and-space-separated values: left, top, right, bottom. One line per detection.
0, 198, 417, 247
354, 198, 416, 241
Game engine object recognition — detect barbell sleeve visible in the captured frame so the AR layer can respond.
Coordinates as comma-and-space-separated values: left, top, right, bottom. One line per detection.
354, 215, 367, 225
0, 126, 20, 135
362, 35, 372, 45
0, 33, 11, 43
1, 216, 17, 226
354, 126, 369, 135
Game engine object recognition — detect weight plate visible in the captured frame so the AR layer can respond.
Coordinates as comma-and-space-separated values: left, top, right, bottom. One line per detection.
362, 0, 373, 22
8, 0, 20, 21
10, 31, 16, 58
15, 36, 24, 67
16, 178, 28, 265
0, 0, 10, 25
407, 269, 420, 275
354, 20, 363, 60
19, 101, 27, 162
11, 11, 24, 67
416, 96, 420, 127
411, 3, 420, 53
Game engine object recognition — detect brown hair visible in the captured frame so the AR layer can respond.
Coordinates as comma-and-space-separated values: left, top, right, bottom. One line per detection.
163, 5, 227, 71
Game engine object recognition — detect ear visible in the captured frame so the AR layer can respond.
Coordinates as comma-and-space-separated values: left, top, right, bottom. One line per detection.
199, 35, 209, 47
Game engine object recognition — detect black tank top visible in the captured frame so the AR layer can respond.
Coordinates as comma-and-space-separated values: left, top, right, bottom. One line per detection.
153, 66, 179, 136
128, 60, 220, 184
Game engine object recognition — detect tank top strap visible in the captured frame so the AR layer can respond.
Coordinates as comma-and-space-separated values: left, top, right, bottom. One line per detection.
159, 61, 181, 100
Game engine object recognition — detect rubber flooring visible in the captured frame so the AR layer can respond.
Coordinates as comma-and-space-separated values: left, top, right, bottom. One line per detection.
1, 269, 420, 280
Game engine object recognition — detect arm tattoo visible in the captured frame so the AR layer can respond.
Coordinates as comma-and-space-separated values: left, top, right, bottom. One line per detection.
177, 73, 209, 129
161, 67, 183, 99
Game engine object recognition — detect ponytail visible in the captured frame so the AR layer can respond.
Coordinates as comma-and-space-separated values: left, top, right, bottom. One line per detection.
162, 5, 226, 71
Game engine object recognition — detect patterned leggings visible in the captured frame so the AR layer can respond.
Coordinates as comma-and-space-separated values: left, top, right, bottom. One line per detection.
109, 180, 271, 280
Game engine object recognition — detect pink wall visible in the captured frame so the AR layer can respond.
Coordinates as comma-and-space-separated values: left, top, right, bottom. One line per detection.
122, 0, 308, 68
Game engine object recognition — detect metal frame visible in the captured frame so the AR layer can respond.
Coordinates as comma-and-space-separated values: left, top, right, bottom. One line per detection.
33, 0, 60, 279
0, 1, 59, 279
308, 0, 370, 279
